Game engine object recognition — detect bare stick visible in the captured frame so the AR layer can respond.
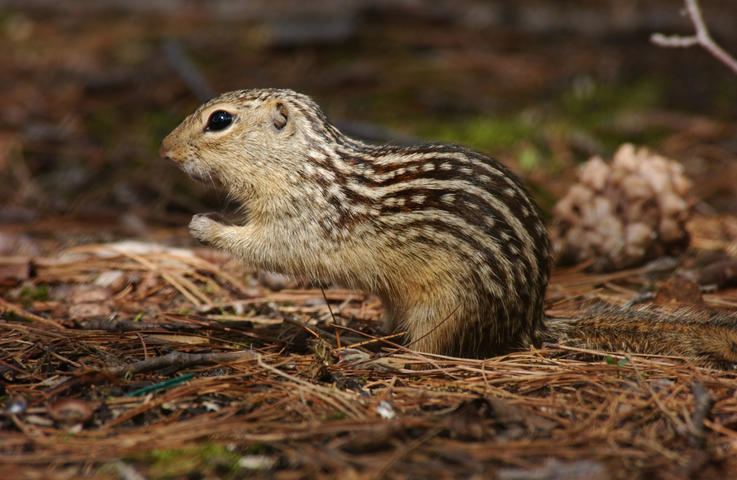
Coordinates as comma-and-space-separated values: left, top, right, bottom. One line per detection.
651, 0, 737, 75
108, 350, 254, 376
0, 297, 65, 330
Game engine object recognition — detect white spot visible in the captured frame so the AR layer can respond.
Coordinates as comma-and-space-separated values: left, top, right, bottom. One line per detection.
441, 193, 455, 204
318, 168, 336, 182
505, 187, 516, 197
521, 206, 530, 217
328, 184, 343, 198
422, 163, 435, 172
460, 167, 473, 175
351, 204, 368, 215
440, 162, 453, 171
479, 175, 491, 183
411, 194, 426, 204
501, 232, 511, 241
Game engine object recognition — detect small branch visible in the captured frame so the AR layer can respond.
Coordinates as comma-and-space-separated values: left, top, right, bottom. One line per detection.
108, 350, 255, 376
0, 297, 65, 330
651, 0, 737, 75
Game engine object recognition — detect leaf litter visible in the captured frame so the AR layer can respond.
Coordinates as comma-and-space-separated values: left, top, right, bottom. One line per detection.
1, 219, 737, 479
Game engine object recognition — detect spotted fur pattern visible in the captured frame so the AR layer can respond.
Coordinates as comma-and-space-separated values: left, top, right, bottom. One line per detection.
161, 88, 550, 357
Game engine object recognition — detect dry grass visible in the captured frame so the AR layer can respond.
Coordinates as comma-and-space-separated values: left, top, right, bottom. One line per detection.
2, 218, 737, 479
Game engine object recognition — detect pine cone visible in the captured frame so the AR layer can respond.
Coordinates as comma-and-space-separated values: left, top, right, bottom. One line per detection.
551, 144, 692, 272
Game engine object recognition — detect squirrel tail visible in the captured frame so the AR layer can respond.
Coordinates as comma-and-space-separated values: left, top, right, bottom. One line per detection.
544, 303, 737, 368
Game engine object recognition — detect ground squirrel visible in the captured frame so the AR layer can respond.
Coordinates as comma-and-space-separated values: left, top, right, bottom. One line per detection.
161, 88, 737, 367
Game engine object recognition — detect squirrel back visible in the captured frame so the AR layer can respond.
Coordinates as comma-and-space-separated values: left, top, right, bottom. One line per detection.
161, 88, 737, 368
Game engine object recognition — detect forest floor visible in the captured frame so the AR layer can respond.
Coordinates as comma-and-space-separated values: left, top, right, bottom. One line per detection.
3, 215, 737, 479
3, 3, 737, 479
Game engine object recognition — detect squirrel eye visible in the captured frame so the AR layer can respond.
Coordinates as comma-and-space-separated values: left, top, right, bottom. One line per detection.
205, 110, 234, 132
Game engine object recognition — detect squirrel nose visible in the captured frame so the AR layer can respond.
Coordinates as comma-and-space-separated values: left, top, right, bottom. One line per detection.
159, 145, 173, 161
159, 137, 176, 162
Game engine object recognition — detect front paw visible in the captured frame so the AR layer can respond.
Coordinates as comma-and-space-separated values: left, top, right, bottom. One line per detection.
189, 213, 223, 244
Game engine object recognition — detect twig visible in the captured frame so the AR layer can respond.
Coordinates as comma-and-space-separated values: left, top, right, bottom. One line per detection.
404, 304, 460, 350
0, 297, 65, 330
341, 331, 406, 350
320, 286, 341, 348
651, 0, 737, 75
627, 356, 689, 440
113, 247, 211, 308
108, 350, 255, 376
76, 316, 164, 332
331, 323, 464, 379
255, 354, 363, 419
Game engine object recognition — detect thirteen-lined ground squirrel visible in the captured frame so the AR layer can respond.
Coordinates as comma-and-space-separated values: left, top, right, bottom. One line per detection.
161, 88, 737, 366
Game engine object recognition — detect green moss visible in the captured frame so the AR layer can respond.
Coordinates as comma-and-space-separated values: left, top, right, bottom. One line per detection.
556, 77, 668, 150
414, 115, 537, 152
405, 78, 668, 161
560, 78, 662, 121
131, 443, 243, 479
19, 284, 49, 305
518, 145, 543, 172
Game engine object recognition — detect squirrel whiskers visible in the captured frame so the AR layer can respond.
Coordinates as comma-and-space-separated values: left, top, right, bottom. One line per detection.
161, 88, 737, 367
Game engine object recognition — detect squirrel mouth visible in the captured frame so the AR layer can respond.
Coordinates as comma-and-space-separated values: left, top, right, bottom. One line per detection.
187, 169, 210, 184
182, 162, 220, 187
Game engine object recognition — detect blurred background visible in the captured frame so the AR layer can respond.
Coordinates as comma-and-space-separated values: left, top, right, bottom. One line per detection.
1, 0, 736, 240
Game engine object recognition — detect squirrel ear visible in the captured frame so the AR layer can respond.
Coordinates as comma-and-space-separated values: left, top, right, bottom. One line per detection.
272, 102, 288, 130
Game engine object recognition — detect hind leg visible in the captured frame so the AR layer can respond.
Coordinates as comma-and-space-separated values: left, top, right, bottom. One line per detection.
399, 301, 469, 356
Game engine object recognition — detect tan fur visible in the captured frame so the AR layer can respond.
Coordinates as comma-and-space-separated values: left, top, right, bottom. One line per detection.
548, 304, 737, 368
161, 88, 737, 367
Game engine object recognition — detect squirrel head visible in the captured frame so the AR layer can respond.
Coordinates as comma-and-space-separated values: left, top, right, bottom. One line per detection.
160, 88, 329, 212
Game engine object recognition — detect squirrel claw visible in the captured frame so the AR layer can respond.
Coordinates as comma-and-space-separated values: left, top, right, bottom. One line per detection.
189, 213, 223, 244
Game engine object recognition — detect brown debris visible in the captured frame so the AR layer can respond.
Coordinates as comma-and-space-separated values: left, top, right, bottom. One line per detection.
0, 257, 32, 285
654, 275, 704, 305
1, 234, 737, 479
498, 459, 611, 480
47, 398, 96, 426
697, 258, 737, 289
2, 5, 737, 477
